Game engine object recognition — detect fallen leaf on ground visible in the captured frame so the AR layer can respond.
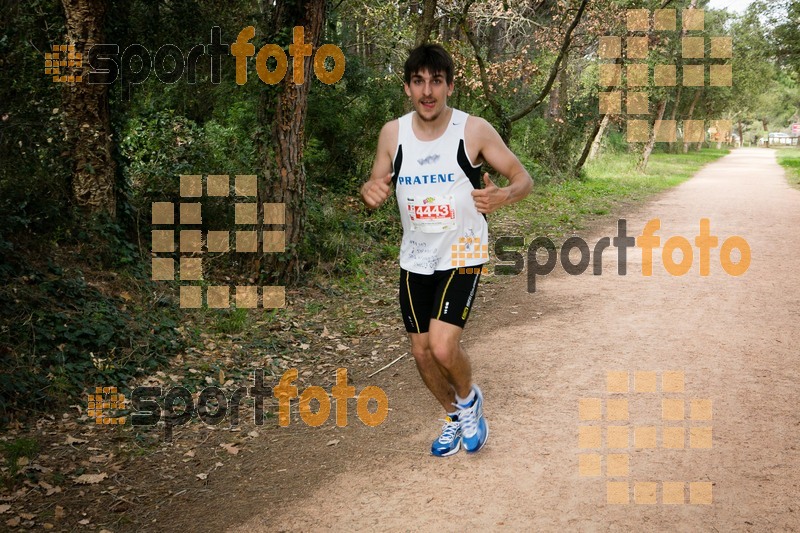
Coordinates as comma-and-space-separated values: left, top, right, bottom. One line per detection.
65, 436, 88, 445
0, 505, 9, 514
74, 473, 107, 485
45, 485, 62, 496
326, 439, 340, 446
78, 518, 90, 525
220, 443, 239, 455
196, 473, 208, 480
54, 506, 65, 520
6, 517, 20, 527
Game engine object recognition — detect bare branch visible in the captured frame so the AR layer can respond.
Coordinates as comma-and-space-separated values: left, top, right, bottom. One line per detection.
458, 0, 507, 123
508, 0, 590, 122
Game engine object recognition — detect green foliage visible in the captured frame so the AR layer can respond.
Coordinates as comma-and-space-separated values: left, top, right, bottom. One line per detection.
214, 308, 249, 334
776, 148, 800, 188
758, 0, 800, 76
0, 0, 71, 236
302, 184, 402, 275
0, 437, 39, 489
1, 0, 791, 427
305, 58, 405, 193
120, 110, 255, 199
0, 271, 182, 423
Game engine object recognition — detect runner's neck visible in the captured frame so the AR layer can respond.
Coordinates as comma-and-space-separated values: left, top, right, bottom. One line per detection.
411, 107, 453, 142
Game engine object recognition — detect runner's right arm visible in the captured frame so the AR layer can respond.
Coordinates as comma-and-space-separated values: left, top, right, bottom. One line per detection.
361, 121, 399, 209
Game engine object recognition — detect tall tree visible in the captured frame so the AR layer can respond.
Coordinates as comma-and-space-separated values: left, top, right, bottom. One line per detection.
415, 0, 438, 46
460, 0, 590, 143
638, 0, 693, 171
257, 0, 327, 284
61, 0, 116, 218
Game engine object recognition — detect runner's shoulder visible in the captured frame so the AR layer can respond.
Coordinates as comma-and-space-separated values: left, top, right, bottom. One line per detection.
378, 119, 400, 153
464, 115, 496, 140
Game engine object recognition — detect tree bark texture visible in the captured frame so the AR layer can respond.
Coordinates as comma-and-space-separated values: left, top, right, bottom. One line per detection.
638, 98, 667, 171
257, 0, 325, 285
61, 0, 116, 218
588, 114, 610, 161
683, 89, 701, 153
415, 0, 438, 46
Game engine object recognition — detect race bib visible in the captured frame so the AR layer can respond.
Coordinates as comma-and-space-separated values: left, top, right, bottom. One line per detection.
407, 195, 457, 233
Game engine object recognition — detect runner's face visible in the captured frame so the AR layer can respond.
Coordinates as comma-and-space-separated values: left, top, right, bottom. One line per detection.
404, 69, 454, 122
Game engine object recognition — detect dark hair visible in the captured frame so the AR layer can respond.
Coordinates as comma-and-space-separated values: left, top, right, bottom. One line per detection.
403, 44, 454, 85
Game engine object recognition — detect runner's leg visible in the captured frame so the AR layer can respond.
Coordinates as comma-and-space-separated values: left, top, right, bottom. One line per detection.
427, 318, 472, 399
408, 332, 456, 411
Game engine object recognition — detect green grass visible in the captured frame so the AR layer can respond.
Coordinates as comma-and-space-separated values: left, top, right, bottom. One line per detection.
775, 147, 800, 189
1, 437, 39, 489
214, 307, 248, 334
496, 148, 730, 240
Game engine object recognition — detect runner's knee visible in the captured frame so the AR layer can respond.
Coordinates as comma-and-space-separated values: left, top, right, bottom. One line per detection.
429, 339, 458, 368
411, 344, 432, 363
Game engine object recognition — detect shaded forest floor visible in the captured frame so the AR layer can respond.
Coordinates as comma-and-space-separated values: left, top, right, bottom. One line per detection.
0, 148, 736, 531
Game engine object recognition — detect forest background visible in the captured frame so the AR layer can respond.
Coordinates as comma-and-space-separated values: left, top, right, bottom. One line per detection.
1, 0, 798, 423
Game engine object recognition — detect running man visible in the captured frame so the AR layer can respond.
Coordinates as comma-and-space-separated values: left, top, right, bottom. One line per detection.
360, 44, 532, 456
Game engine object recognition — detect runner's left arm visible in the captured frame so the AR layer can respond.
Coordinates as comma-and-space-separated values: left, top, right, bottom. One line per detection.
469, 117, 533, 214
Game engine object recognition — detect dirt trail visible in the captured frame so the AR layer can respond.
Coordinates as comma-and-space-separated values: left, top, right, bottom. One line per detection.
232, 148, 800, 531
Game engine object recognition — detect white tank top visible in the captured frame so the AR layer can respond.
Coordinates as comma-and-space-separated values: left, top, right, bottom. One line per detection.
392, 108, 489, 274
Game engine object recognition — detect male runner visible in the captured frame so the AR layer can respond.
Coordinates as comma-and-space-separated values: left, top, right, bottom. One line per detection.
360, 44, 532, 456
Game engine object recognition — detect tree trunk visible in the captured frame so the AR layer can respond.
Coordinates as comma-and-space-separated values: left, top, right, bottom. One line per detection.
460, 0, 589, 145
588, 114, 610, 161
547, 59, 567, 122
415, 0, 438, 46
256, 0, 326, 285
738, 120, 743, 147
61, 0, 116, 218
575, 114, 606, 173
668, 85, 682, 153
487, 19, 505, 61
638, 99, 667, 172
683, 89, 701, 153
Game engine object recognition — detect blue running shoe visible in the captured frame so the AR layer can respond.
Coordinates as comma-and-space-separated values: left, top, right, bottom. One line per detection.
431, 415, 462, 457
457, 385, 489, 453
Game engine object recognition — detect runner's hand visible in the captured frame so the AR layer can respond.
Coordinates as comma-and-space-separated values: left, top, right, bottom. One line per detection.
361, 172, 393, 209
471, 173, 509, 214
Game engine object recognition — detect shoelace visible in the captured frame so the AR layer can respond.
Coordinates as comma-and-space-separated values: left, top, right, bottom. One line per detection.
437, 418, 461, 444
454, 401, 478, 437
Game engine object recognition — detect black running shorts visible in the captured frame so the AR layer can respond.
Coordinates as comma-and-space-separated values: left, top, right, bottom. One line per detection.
399, 266, 483, 334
